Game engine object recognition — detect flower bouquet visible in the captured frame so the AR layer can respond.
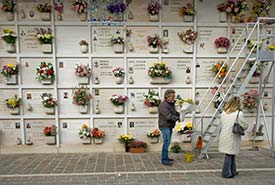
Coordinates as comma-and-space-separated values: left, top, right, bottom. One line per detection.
242, 89, 259, 112
175, 122, 193, 142
248, 60, 266, 83
35, 28, 54, 53
148, 61, 172, 84
111, 36, 124, 53
79, 40, 88, 53
36, 61, 55, 84
252, 0, 271, 20
179, 3, 195, 22
79, 123, 92, 144
107, 2, 126, 21
147, 34, 161, 53
72, 0, 88, 21
215, 37, 230, 54
1, 29, 17, 53
147, 1, 161, 21
54, 2, 64, 21
6, 94, 20, 115
43, 125, 56, 145
178, 29, 198, 53
75, 64, 91, 84
1, 0, 16, 21
1, 63, 18, 84
92, 128, 105, 144
41, 93, 57, 115
225, 0, 248, 23
210, 61, 228, 83
144, 89, 161, 114
72, 86, 92, 114
109, 94, 128, 114
37, 3, 52, 21
128, 140, 147, 153
147, 128, 161, 143
112, 66, 125, 84
118, 134, 135, 152
177, 98, 195, 115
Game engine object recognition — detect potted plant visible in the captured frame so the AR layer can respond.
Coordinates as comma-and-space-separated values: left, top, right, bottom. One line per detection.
75, 64, 91, 85
72, 86, 92, 114
147, 34, 161, 53
109, 94, 128, 114
128, 140, 147, 153
225, 0, 248, 23
43, 125, 56, 145
175, 122, 193, 142
215, 37, 230, 54
35, 28, 54, 53
1, 29, 17, 53
92, 128, 105, 144
79, 40, 88, 53
170, 142, 181, 153
1, 0, 16, 21
242, 89, 259, 113
248, 60, 266, 84
111, 36, 124, 53
36, 3, 52, 21
72, 0, 88, 22
148, 61, 172, 84
179, 3, 195, 22
6, 94, 20, 115
178, 29, 198, 53
118, 134, 135, 152
107, 2, 126, 21
1, 63, 18, 85
41, 93, 57, 115
144, 89, 161, 114
210, 61, 228, 83
217, 2, 228, 22
147, 128, 161, 143
250, 124, 264, 141
177, 98, 195, 114
36, 61, 55, 85
54, 2, 64, 21
78, 123, 92, 144
112, 66, 125, 84
147, 1, 161, 22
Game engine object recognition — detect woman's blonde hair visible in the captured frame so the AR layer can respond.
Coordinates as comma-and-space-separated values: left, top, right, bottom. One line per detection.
223, 96, 241, 113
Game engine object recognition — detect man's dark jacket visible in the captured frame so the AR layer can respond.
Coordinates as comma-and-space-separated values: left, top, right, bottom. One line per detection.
158, 100, 180, 128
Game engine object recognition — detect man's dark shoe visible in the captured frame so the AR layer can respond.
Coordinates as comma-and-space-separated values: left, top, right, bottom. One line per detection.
222, 175, 234, 178
161, 161, 173, 165
168, 158, 174, 161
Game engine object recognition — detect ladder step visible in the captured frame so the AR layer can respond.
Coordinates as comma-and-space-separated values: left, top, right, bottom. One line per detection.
204, 131, 214, 135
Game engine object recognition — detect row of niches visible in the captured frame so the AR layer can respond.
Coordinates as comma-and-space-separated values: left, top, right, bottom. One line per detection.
2, 25, 274, 56
1, 57, 274, 87
1, 0, 275, 23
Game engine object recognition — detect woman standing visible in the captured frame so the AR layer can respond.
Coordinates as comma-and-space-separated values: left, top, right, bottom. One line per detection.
219, 96, 248, 178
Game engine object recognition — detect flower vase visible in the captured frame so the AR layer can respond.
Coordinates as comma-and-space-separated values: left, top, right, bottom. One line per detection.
149, 14, 159, 22
79, 13, 87, 22
114, 105, 124, 114
78, 76, 89, 85
113, 43, 124, 53
5, 12, 14, 21
6, 75, 17, 85
41, 79, 53, 85
79, 105, 88, 114
148, 106, 158, 114
81, 137, 91, 144
183, 15, 194, 22
80, 45, 88, 53
94, 137, 104, 144
40, 12, 51, 21
217, 47, 227, 54
150, 77, 171, 84
45, 136, 56, 145
149, 137, 159, 144
183, 44, 193, 54
44, 107, 55, 115
41, 44, 52, 54
219, 12, 227, 22
249, 76, 259, 84
114, 76, 123, 84
149, 46, 159, 54
9, 107, 20, 115
6, 43, 16, 53
130, 147, 145, 153
125, 143, 130, 152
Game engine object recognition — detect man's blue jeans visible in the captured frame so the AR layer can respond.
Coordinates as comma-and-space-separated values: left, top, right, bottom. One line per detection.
160, 128, 172, 163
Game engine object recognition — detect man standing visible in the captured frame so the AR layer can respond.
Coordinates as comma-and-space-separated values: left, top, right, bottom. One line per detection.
158, 89, 180, 165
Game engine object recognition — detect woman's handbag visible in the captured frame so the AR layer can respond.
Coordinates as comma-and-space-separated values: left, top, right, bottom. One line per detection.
232, 111, 245, 136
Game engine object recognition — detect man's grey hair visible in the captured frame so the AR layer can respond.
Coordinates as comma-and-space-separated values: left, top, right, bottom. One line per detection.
164, 89, 176, 99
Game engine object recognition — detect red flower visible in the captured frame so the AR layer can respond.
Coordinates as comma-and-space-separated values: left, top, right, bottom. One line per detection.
47, 69, 52, 75
39, 69, 44, 74
42, 64, 47, 68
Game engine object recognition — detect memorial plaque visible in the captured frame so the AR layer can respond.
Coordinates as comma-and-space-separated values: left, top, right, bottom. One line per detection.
0, 120, 21, 146
128, 118, 158, 141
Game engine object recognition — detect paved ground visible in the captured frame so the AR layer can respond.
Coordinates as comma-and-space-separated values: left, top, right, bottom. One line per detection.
0, 149, 275, 185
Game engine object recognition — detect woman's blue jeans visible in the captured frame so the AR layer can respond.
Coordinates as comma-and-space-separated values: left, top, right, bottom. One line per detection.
160, 128, 172, 163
